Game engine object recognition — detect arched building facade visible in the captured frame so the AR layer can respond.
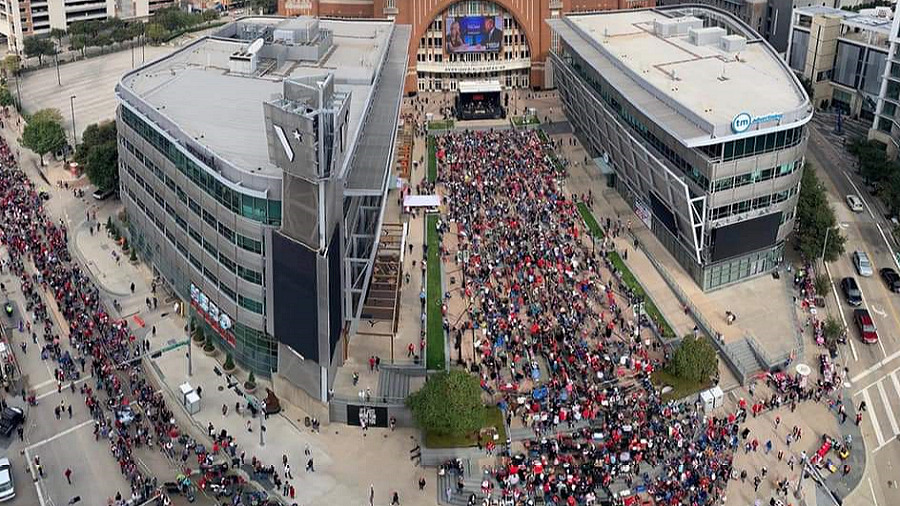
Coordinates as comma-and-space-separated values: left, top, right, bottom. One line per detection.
278, 0, 655, 94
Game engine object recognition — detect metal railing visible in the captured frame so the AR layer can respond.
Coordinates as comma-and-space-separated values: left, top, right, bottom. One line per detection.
632, 232, 751, 384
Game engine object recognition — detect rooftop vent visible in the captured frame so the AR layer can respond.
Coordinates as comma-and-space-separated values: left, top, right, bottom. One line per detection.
688, 26, 727, 46
653, 16, 702, 37
720, 34, 747, 53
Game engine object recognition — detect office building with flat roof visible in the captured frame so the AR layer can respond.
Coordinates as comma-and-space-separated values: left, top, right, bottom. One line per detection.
115, 16, 409, 403
549, 6, 812, 290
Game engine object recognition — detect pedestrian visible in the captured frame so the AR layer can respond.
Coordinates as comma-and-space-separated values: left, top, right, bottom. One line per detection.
64, 468, 72, 484
304, 444, 310, 456
284, 463, 292, 479
54, 406, 61, 420
391, 491, 400, 505
369, 484, 375, 506
855, 412, 863, 425
418, 477, 426, 490
130, 282, 135, 293
222, 404, 228, 417
67, 405, 72, 418
306, 458, 314, 472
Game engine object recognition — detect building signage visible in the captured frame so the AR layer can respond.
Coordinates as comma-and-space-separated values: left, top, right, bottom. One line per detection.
731, 112, 784, 134
634, 198, 652, 231
417, 60, 530, 75
346, 404, 389, 428
190, 283, 235, 347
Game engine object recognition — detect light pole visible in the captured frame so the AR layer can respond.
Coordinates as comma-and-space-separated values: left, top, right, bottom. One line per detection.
69, 95, 77, 146
54, 47, 61, 86
820, 225, 830, 265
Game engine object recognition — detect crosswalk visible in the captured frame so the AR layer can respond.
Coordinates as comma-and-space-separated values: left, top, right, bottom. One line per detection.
855, 366, 900, 451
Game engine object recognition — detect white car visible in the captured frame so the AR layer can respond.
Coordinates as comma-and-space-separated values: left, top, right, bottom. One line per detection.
853, 250, 874, 277
0, 457, 15, 502
846, 194, 864, 213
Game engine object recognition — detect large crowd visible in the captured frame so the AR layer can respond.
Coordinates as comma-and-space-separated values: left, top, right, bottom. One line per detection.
0, 134, 280, 504
436, 129, 737, 506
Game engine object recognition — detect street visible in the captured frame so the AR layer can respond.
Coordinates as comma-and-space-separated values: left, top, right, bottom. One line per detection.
807, 112, 900, 505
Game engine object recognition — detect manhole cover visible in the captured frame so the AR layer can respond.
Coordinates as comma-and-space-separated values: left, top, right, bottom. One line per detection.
218, 386, 224, 391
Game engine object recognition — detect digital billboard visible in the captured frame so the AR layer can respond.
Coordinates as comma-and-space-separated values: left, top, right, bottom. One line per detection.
445, 15, 503, 53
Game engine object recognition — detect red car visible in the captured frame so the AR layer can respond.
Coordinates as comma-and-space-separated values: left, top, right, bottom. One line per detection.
854, 309, 879, 344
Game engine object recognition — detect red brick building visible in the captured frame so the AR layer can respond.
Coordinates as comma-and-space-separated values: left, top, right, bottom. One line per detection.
277, 0, 654, 94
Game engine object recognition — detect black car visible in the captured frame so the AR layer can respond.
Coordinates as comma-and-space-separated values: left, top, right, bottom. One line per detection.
880, 268, 900, 293
0, 407, 23, 437
841, 277, 863, 306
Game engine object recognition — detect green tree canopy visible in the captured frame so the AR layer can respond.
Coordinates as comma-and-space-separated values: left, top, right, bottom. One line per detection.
21, 108, 67, 165
0, 87, 13, 108
2, 55, 20, 76
667, 335, 718, 383
145, 23, 167, 43
795, 163, 846, 262
23, 36, 55, 65
407, 369, 486, 437
76, 121, 118, 191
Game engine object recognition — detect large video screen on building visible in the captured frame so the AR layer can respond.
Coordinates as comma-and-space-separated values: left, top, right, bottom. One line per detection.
710, 212, 782, 262
445, 15, 503, 53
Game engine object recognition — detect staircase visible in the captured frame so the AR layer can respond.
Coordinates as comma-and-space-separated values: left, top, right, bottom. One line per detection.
377, 365, 411, 403
726, 338, 766, 381
436, 461, 483, 506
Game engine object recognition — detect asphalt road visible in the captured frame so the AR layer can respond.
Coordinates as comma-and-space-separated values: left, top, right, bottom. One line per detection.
807, 112, 900, 506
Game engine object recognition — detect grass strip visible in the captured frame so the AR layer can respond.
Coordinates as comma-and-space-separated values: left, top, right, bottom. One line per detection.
426, 214, 445, 370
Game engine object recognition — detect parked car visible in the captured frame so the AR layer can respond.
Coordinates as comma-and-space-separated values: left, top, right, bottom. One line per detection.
840, 277, 863, 306
854, 309, 879, 344
853, 250, 873, 277
0, 407, 23, 438
880, 267, 900, 293
846, 194, 864, 213
92, 188, 115, 201
0, 457, 13, 502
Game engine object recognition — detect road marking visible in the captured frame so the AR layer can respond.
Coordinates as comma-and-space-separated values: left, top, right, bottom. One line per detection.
877, 380, 900, 437
24, 419, 93, 451
826, 263, 856, 361
844, 172, 877, 220
31, 379, 56, 390
855, 274, 889, 359
862, 389, 886, 446
34, 375, 92, 401
869, 477, 879, 506
872, 305, 887, 318
24, 448, 47, 506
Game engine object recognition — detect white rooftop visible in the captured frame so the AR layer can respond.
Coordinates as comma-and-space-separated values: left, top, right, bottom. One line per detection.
119, 18, 393, 178
553, 8, 810, 144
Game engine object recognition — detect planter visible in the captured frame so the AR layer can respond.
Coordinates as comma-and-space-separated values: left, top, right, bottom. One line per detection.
243, 382, 256, 394
222, 363, 236, 374
203, 346, 217, 357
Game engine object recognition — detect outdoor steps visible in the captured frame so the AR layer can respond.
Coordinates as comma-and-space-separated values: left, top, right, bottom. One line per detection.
726, 338, 765, 378
376, 366, 411, 403
436, 459, 481, 506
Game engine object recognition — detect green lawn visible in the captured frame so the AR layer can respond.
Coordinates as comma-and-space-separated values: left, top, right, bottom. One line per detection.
512, 115, 540, 126
427, 136, 437, 183
651, 369, 711, 402
425, 405, 508, 448
577, 202, 604, 238
426, 214, 445, 371
608, 251, 676, 338
427, 119, 455, 131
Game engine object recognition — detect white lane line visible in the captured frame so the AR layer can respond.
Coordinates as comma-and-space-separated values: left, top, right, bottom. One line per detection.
826, 263, 856, 361
862, 389, 886, 446
877, 380, 900, 437
891, 371, 900, 404
844, 171, 877, 220
23, 419, 93, 451
851, 343, 900, 384
869, 477, 879, 506
24, 448, 48, 506
34, 375, 92, 401
855, 277, 889, 359
31, 379, 56, 390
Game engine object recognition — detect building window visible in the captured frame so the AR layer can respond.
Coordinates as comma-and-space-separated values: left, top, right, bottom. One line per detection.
239, 295, 264, 314
188, 198, 201, 216
237, 234, 263, 254
220, 284, 236, 301
238, 266, 263, 285
220, 253, 236, 273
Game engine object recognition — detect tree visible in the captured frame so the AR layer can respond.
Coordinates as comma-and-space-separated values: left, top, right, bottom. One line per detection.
824, 316, 843, 346
848, 138, 891, 184
406, 369, 486, 436
1, 55, 20, 77
49, 28, 67, 42
76, 121, 118, 190
145, 23, 167, 43
0, 87, 13, 108
23, 36, 55, 65
795, 164, 846, 262
70, 34, 89, 57
31, 108, 63, 124
667, 335, 718, 383
21, 109, 66, 165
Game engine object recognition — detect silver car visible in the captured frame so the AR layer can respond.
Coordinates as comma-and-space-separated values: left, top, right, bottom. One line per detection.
0, 457, 15, 502
853, 251, 873, 277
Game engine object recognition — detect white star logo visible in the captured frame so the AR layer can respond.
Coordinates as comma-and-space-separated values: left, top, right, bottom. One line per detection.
293, 129, 303, 142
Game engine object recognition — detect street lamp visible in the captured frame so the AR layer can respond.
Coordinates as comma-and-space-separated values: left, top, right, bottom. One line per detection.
69, 95, 77, 146
820, 225, 830, 265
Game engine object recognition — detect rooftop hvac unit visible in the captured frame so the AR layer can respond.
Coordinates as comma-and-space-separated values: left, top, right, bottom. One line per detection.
689, 26, 727, 46
720, 34, 747, 53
